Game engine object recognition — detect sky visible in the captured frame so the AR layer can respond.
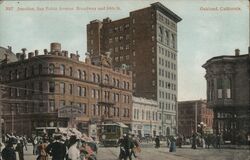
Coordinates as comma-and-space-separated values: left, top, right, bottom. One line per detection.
0, 0, 249, 101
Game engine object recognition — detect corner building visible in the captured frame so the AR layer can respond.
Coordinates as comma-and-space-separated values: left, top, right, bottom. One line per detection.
202, 49, 250, 144
0, 43, 132, 137
87, 2, 182, 136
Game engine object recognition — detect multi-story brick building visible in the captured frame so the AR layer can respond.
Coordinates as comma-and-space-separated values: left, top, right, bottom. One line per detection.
132, 97, 160, 138
0, 43, 133, 137
178, 100, 213, 138
202, 48, 250, 144
87, 2, 182, 136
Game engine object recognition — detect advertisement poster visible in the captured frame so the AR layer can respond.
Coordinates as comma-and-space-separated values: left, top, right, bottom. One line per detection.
0, 0, 249, 160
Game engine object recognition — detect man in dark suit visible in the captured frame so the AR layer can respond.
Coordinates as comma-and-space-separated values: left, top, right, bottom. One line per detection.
46, 134, 67, 160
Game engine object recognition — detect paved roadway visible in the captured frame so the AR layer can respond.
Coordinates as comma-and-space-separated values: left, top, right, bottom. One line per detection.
23, 143, 250, 160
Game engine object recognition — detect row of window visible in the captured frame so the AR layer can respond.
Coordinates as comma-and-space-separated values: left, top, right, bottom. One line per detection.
109, 35, 130, 44
133, 108, 159, 121
157, 13, 176, 29
159, 101, 177, 111
207, 78, 232, 101
158, 46, 177, 60
8, 83, 131, 104
50, 99, 130, 118
159, 69, 177, 80
158, 57, 177, 70
4, 64, 130, 90
108, 24, 130, 34
111, 44, 130, 53
114, 55, 130, 62
159, 80, 176, 91
158, 26, 176, 48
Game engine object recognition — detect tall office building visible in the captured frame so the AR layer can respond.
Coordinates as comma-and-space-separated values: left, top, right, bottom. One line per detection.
87, 2, 182, 135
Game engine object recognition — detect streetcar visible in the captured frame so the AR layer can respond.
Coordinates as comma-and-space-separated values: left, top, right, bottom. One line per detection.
100, 122, 129, 147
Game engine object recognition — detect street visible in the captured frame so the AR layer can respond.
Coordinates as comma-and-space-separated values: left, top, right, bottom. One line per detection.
22, 143, 250, 160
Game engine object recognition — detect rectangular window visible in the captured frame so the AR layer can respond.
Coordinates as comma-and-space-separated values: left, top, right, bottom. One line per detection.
49, 82, 55, 93
49, 99, 55, 112
81, 87, 86, 97
60, 82, 65, 94
78, 86, 81, 96
224, 78, 231, 99
69, 84, 73, 95
217, 78, 223, 99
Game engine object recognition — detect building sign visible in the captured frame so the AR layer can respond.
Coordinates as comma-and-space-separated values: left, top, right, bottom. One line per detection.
58, 106, 83, 118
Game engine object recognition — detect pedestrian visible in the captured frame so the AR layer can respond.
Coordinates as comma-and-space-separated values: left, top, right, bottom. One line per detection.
155, 136, 160, 148
118, 134, 126, 160
46, 134, 67, 160
169, 136, 176, 152
22, 136, 28, 151
37, 138, 49, 160
67, 135, 80, 160
123, 134, 132, 160
15, 139, 24, 160
216, 133, 221, 149
2, 140, 16, 160
33, 136, 39, 155
191, 133, 197, 149
130, 134, 140, 158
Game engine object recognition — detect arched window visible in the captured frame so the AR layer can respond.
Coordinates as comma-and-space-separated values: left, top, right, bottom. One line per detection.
48, 64, 55, 74
82, 71, 86, 80
104, 74, 109, 84
123, 81, 126, 89
60, 64, 65, 75
113, 78, 116, 86
69, 67, 73, 76
172, 34, 175, 49
165, 30, 169, 45
96, 74, 100, 83
127, 82, 129, 90
158, 26, 163, 42
92, 73, 96, 82
77, 69, 81, 79
116, 79, 120, 88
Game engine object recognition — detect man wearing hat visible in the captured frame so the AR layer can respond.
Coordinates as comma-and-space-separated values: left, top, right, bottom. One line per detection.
46, 134, 67, 160
2, 139, 16, 160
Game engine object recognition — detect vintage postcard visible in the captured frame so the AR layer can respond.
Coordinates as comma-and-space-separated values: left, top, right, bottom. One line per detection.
0, 0, 249, 160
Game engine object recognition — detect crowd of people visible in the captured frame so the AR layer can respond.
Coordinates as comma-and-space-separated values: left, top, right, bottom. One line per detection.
0, 133, 97, 160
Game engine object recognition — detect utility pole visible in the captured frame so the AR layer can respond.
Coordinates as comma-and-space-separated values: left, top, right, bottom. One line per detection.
195, 102, 198, 133
0, 85, 3, 142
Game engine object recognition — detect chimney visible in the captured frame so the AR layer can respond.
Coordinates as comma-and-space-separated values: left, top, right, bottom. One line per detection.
235, 49, 240, 56
35, 50, 39, 56
44, 49, 48, 55
28, 52, 34, 59
65, 51, 68, 57
21, 48, 27, 54
7, 46, 12, 52
50, 42, 61, 52
16, 53, 21, 60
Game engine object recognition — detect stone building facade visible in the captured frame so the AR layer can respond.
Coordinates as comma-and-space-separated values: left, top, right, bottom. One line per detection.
178, 100, 213, 138
87, 2, 182, 136
132, 97, 160, 138
202, 48, 250, 144
0, 43, 133, 137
